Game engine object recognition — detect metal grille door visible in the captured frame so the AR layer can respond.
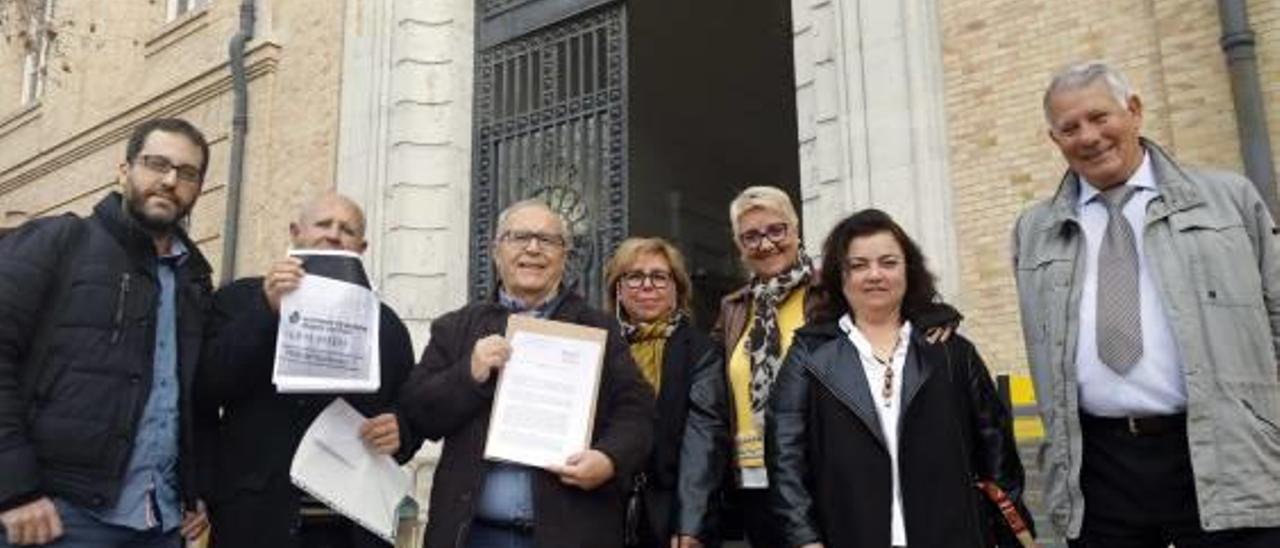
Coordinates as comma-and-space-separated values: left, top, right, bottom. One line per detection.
470, 3, 627, 304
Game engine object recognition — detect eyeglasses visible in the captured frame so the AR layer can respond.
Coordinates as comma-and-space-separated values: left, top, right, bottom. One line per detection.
737, 222, 789, 250
136, 154, 202, 185
620, 270, 672, 290
499, 230, 567, 249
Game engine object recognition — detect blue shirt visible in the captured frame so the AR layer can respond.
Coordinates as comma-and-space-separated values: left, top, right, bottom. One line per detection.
473, 288, 568, 524
91, 240, 186, 531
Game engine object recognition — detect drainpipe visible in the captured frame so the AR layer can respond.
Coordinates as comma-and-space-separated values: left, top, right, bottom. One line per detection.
1217, 0, 1278, 219
220, 0, 256, 285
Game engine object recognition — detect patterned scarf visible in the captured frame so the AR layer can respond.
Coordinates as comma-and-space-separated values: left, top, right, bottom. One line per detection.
619, 311, 685, 393
746, 255, 813, 429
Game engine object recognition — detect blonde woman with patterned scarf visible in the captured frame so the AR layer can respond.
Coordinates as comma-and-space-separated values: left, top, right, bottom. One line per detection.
673, 186, 962, 548
605, 238, 722, 548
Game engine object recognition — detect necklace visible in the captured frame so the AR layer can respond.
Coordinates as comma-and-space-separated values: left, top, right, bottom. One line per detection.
871, 335, 900, 407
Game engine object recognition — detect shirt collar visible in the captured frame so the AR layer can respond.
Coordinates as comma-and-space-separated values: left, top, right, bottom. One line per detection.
838, 313, 913, 361
1077, 149, 1156, 207
159, 238, 189, 265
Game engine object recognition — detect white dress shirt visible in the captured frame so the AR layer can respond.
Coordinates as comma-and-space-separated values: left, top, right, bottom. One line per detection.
840, 314, 912, 547
1075, 151, 1188, 416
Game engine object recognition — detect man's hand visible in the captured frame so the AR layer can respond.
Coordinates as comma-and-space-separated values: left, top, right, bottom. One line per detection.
470, 335, 511, 384
799, 544, 825, 548
359, 413, 401, 455
262, 257, 305, 313
0, 497, 63, 545
924, 325, 954, 344
180, 499, 209, 541
547, 449, 615, 491
670, 535, 704, 548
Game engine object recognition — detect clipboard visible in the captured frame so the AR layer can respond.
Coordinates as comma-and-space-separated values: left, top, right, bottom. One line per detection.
482, 314, 608, 468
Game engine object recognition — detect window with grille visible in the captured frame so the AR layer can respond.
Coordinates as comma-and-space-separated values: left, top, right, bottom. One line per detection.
469, 3, 628, 304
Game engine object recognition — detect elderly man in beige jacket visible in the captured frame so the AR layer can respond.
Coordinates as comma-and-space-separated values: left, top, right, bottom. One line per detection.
1013, 61, 1280, 547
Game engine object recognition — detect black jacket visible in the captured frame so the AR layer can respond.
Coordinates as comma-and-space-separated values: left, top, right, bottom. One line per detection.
0, 192, 213, 512
632, 322, 722, 547
765, 321, 1031, 548
400, 291, 655, 548
683, 299, 964, 543
195, 277, 419, 547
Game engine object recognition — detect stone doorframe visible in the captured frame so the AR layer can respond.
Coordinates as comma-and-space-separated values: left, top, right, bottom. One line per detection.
792, 0, 960, 298
336, 0, 476, 354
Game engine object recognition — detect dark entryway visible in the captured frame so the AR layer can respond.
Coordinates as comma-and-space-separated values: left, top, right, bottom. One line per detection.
469, 0, 801, 322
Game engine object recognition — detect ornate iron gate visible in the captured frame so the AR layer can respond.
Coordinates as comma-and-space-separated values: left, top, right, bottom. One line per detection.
469, 2, 628, 304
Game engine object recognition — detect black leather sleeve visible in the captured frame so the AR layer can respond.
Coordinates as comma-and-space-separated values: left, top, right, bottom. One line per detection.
959, 339, 1036, 541
765, 342, 823, 547
674, 347, 728, 541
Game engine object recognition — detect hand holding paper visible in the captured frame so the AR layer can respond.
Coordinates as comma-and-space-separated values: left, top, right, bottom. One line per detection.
483, 315, 607, 469
262, 256, 305, 313
470, 335, 511, 383
359, 413, 401, 456
291, 399, 412, 543
547, 449, 615, 490
272, 250, 381, 393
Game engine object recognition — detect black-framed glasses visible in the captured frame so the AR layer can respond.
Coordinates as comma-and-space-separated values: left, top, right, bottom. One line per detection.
738, 222, 789, 250
620, 270, 672, 290
136, 154, 202, 184
499, 230, 567, 249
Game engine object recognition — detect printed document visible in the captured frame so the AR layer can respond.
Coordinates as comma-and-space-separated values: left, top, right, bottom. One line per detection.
272, 250, 381, 393
484, 315, 607, 468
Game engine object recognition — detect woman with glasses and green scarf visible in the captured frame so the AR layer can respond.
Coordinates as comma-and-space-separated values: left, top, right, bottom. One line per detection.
605, 237, 723, 548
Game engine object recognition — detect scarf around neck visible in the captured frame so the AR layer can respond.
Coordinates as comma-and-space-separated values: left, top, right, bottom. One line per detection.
746, 254, 813, 429
620, 311, 685, 393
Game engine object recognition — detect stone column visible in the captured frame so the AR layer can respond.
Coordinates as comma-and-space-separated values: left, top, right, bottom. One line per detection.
792, 0, 959, 297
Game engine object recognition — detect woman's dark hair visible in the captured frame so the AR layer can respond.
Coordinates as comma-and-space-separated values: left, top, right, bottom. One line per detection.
816, 208, 939, 323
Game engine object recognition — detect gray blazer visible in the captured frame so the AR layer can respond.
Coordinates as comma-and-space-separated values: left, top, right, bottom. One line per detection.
1012, 138, 1280, 538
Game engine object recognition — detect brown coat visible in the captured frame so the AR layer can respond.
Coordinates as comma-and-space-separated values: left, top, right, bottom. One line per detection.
399, 292, 655, 548
711, 281, 827, 361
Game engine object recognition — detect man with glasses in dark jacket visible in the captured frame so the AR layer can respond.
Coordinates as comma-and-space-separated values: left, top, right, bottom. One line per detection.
0, 118, 214, 547
399, 199, 654, 548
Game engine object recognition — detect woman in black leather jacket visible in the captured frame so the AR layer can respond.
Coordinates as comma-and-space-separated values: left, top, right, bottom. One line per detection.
765, 209, 1034, 548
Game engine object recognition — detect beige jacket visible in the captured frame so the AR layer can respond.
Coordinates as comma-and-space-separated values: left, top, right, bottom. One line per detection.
1012, 139, 1280, 537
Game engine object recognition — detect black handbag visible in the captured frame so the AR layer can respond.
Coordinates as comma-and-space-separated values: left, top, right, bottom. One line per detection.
624, 472, 648, 547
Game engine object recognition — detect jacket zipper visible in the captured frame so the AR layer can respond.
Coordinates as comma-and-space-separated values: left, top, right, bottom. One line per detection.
111, 273, 131, 344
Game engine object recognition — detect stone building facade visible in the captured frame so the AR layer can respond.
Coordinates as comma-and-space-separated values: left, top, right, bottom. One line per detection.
5, 0, 1277, 373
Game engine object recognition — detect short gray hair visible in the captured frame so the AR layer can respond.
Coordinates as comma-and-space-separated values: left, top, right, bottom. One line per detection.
1043, 61, 1134, 125
493, 198, 573, 250
728, 185, 800, 237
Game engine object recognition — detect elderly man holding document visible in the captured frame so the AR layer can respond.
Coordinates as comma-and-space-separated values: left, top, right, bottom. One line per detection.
399, 198, 654, 548
196, 192, 420, 548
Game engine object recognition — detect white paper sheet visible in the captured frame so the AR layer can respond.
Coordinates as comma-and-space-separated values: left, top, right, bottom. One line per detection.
272, 250, 380, 393
290, 398, 411, 542
484, 317, 606, 468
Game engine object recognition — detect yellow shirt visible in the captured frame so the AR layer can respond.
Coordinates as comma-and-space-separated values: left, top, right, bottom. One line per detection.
729, 286, 807, 484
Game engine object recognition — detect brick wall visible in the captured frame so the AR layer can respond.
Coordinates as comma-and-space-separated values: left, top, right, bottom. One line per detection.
0, 0, 346, 281
939, 0, 1280, 374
